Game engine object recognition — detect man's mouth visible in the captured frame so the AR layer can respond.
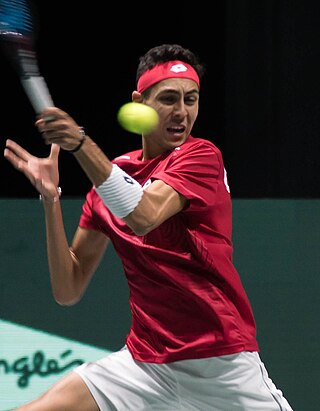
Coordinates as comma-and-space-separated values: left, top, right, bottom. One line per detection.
167, 126, 185, 134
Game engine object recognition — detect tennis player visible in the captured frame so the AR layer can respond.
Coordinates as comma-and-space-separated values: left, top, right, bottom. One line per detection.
4, 44, 293, 410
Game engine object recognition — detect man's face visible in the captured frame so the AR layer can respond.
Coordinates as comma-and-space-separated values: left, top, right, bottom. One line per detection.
141, 78, 199, 159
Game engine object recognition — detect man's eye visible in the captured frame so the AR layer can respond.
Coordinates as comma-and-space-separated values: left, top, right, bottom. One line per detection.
185, 98, 197, 105
160, 96, 176, 104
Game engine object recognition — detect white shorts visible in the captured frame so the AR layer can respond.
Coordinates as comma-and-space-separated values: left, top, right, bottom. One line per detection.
74, 346, 293, 411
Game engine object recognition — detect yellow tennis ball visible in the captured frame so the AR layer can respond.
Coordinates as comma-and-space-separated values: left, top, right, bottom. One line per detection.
117, 102, 159, 135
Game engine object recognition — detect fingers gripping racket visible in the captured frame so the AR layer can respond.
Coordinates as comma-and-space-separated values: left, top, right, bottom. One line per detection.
0, 0, 54, 113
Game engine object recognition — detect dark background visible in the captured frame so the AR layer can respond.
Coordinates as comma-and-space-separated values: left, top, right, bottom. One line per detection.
1, 0, 320, 198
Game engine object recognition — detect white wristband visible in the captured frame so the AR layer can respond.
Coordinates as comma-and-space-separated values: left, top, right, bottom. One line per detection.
95, 164, 143, 218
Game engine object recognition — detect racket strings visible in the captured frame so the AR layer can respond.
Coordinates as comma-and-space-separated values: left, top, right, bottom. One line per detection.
0, 0, 33, 35
0, 0, 54, 112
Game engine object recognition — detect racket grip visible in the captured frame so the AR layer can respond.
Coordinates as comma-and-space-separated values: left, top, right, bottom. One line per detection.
21, 75, 54, 113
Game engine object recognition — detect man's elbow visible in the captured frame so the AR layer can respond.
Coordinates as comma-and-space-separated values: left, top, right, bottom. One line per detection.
52, 288, 82, 306
124, 213, 156, 236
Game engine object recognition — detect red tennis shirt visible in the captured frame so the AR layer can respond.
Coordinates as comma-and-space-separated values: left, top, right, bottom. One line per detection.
79, 135, 259, 363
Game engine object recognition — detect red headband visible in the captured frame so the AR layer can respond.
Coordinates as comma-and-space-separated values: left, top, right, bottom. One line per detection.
137, 60, 200, 93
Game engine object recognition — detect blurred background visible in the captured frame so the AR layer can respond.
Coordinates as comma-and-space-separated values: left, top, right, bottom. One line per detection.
1, 0, 320, 198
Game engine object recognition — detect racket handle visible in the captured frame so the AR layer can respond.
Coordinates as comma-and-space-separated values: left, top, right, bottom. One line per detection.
21, 75, 54, 113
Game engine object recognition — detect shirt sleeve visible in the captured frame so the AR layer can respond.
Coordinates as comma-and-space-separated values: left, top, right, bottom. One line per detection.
152, 140, 223, 210
79, 188, 100, 230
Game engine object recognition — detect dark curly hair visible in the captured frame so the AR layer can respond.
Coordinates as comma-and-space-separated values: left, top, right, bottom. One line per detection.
136, 44, 206, 87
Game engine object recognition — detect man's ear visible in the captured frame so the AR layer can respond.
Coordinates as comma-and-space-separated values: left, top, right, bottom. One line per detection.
132, 91, 143, 102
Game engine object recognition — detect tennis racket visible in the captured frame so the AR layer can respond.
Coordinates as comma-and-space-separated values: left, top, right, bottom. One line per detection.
0, 0, 54, 113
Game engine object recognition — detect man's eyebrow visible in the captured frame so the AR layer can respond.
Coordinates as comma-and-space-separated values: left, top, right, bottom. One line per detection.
158, 88, 199, 95
187, 89, 200, 95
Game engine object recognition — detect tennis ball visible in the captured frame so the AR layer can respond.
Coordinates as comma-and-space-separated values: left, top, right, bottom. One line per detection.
117, 102, 159, 135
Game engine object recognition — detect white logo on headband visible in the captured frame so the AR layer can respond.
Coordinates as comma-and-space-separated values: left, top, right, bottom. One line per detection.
170, 64, 188, 73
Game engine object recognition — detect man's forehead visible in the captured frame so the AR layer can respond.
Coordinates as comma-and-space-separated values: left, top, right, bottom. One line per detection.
152, 78, 199, 93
